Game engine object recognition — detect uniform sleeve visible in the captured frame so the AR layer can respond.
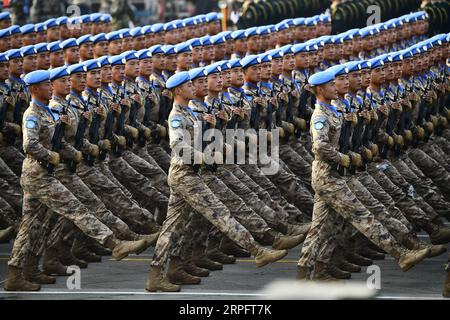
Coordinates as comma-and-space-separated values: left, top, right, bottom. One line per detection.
168, 114, 199, 164
22, 113, 53, 162
59, 138, 79, 160
310, 115, 343, 165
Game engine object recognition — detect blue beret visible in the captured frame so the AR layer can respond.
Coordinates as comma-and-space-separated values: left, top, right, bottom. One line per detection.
188, 67, 207, 81
141, 25, 153, 35
293, 18, 305, 26
305, 43, 319, 52
240, 55, 261, 69
389, 51, 403, 62
281, 18, 294, 26
194, 15, 206, 24
161, 45, 176, 55
106, 31, 121, 41
327, 64, 349, 77
8, 25, 21, 35
359, 27, 374, 38
47, 41, 62, 53
121, 50, 138, 61
130, 27, 143, 37
231, 30, 246, 40
183, 17, 195, 27
229, 59, 242, 68
151, 23, 164, 33
101, 14, 112, 23
0, 53, 8, 63
24, 70, 50, 86
68, 62, 87, 74
90, 13, 103, 23
210, 34, 225, 45
80, 14, 91, 23
266, 49, 283, 59
275, 21, 290, 32
384, 19, 397, 30
61, 38, 78, 50
245, 27, 259, 37
163, 22, 176, 32
21, 45, 37, 57
20, 24, 35, 35
368, 57, 385, 69
200, 35, 212, 46
77, 34, 93, 46
304, 18, 317, 26
0, 12, 11, 21
166, 71, 190, 89
205, 12, 219, 22
308, 70, 334, 86
174, 42, 192, 54
398, 50, 413, 60
136, 49, 152, 60
68, 16, 82, 25
216, 60, 231, 71
108, 55, 126, 66
358, 60, 371, 70
258, 53, 271, 63
50, 66, 70, 81
44, 18, 58, 29
56, 16, 68, 26
148, 44, 164, 55
5, 49, 23, 60
378, 54, 392, 64
291, 43, 308, 54
205, 62, 222, 75
83, 59, 102, 71
172, 19, 184, 29
118, 28, 131, 38
35, 22, 46, 32
0, 28, 11, 38
257, 26, 271, 35
92, 33, 107, 44
187, 38, 202, 48
279, 45, 293, 55
97, 56, 111, 67
218, 31, 232, 40
344, 61, 361, 73
319, 14, 331, 23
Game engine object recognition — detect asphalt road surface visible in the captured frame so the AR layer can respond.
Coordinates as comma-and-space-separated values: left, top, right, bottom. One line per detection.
0, 233, 448, 300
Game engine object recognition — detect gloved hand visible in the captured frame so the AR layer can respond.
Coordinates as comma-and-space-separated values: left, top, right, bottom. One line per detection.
362, 147, 373, 162
11, 123, 21, 136
403, 130, 413, 142
339, 154, 351, 168
393, 134, 404, 147
127, 126, 139, 139
99, 139, 111, 152
369, 143, 379, 157
73, 150, 83, 163
143, 127, 151, 140
114, 135, 126, 147
90, 145, 99, 157
49, 152, 60, 166
387, 136, 394, 147
349, 152, 362, 167
157, 124, 167, 138
293, 117, 307, 131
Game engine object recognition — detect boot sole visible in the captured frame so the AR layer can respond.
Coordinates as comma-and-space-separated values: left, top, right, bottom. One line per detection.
113, 240, 148, 261
256, 249, 288, 268
145, 287, 181, 292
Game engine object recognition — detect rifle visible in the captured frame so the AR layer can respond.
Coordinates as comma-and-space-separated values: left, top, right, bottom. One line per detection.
249, 85, 261, 130
412, 76, 431, 146
113, 85, 127, 156
296, 82, 309, 138
85, 90, 102, 166
435, 68, 447, 136
380, 86, 400, 159
48, 104, 67, 174
100, 86, 119, 160
266, 87, 274, 132
138, 81, 156, 148
126, 82, 139, 149
226, 91, 243, 130
193, 103, 216, 173
6, 84, 25, 145
0, 89, 9, 130
68, 97, 88, 173
350, 93, 367, 173
337, 96, 353, 176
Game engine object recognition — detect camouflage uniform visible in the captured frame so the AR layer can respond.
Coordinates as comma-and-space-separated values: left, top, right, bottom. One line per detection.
8, 100, 113, 268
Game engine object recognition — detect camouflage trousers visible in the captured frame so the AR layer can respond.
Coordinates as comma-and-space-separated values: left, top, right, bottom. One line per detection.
9, 168, 112, 268
109, 153, 168, 213
435, 135, 450, 155
97, 157, 134, 199
291, 138, 314, 165
130, 146, 170, 196
151, 165, 257, 268
279, 144, 312, 190
77, 161, 154, 234
0, 176, 22, 216
420, 139, 450, 173
147, 143, 171, 173
298, 180, 401, 268
0, 196, 19, 228
367, 161, 437, 229
408, 147, 450, 198
391, 155, 450, 216
0, 145, 25, 176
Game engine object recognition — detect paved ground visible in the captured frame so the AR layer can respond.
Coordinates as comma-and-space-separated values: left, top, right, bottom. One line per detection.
0, 233, 448, 300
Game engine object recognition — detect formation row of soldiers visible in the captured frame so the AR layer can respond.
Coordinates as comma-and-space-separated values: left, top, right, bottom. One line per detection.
0, 8, 448, 297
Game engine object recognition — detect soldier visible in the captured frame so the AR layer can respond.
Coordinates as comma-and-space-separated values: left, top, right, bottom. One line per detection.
48, 41, 64, 69
77, 35, 94, 62
210, 34, 227, 62
0, 11, 12, 29
146, 71, 288, 292
120, 29, 133, 52
174, 42, 193, 72
106, 31, 123, 56
35, 43, 51, 70
297, 69, 430, 281
93, 34, 109, 59
8, 25, 22, 50
3, 70, 148, 292
57, 17, 71, 41
20, 25, 37, 47
130, 27, 146, 51
230, 30, 247, 59
61, 38, 80, 67
164, 22, 179, 46
0, 28, 12, 53
188, 38, 204, 68
206, 12, 221, 36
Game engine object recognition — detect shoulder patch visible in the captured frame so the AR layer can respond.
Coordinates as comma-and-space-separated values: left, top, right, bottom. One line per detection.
170, 117, 182, 129
313, 115, 327, 130
25, 115, 38, 129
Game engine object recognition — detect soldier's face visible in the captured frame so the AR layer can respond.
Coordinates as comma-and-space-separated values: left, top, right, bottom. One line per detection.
104, 23, 112, 33
371, 67, 385, 84
271, 58, 283, 76
87, 69, 101, 89
23, 55, 37, 73
70, 73, 87, 92
111, 65, 125, 83
295, 53, 308, 69
214, 44, 226, 60
152, 54, 165, 71
185, 26, 196, 40
230, 67, 244, 87
335, 75, 349, 95
92, 23, 103, 35
139, 58, 153, 77
385, 63, 395, 81
203, 46, 214, 62
109, 40, 122, 56
36, 32, 47, 44
82, 23, 92, 35
226, 41, 234, 55
348, 71, 362, 91
221, 70, 231, 88
235, 39, 247, 53
393, 62, 402, 77
0, 20, 11, 29
9, 58, 23, 76
32, 80, 52, 101
80, 43, 94, 61
165, 55, 178, 72
192, 47, 202, 63
353, 37, 362, 52
60, 25, 71, 39
0, 62, 9, 81
133, 36, 146, 51
176, 81, 195, 100
125, 60, 140, 78
122, 37, 133, 52
177, 52, 193, 70
101, 66, 112, 84
47, 27, 60, 42
282, 54, 294, 72
317, 81, 337, 100
248, 36, 260, 52
52, 75, 71, 96
23, 33, 36, 46
260, 63, 271, 81
402, 59, 412, 76
145, 34, 155, 48
12, 34, 22, 48
244, 65, 261, 83
260, 35, 269, 51
361, 70, 371, 87
165, 30, 178, 44
0, 36, 11, 52
154, 33, 164, 44
37, 52, 50, 69
65, 47, 80, 64
94, 41, 109, 58
208, 21, 221, 35
193, 77, 208, 97
50, 51, 64, 68
208, 73, 223, 93
178, 28, 187, 42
